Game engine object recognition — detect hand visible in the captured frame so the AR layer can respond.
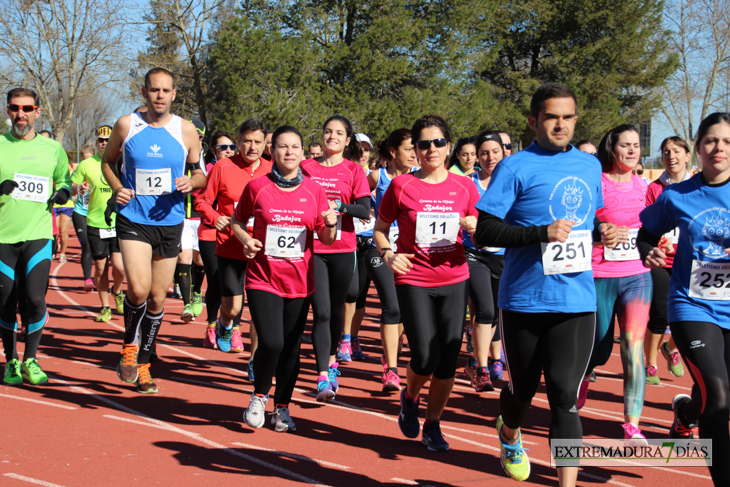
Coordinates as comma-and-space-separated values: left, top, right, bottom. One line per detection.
216, 216, 231, 231
600, 223, 619, 249
77, 183, 88, 196
460, 215, 477, 234
104, 198, 116, 226
115, 187, 135, 204
328, 200, 338, 211
644, 247, 667, 268
616, 225, 629, 244
175, 176, 193, 193
242, 238, 263, 259
47, 188, 70, 205
359, 217, 371, 225
321, 209, 337, 227
547, 219, 574, 243
0, 180, 19, 195
658, 236, 674, 254
384, 251, 414, 275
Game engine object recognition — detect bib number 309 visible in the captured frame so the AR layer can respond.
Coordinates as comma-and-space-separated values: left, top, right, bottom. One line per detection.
540, 230, 592, 275
135, 168, 172, 196
689, 260, 730, 300
11, 173, 49, 203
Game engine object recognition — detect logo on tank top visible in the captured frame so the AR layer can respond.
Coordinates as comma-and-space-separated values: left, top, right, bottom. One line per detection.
688, 208, 730, 258
147, 144, 163, 158
548, 176, 593, 225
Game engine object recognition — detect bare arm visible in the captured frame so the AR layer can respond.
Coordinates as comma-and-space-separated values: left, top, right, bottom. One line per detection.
175, 120, 206, 192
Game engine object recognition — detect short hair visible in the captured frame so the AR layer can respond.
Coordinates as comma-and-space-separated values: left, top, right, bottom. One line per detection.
660, 136, 690, 154
530, 83, 578, 119
39, 130, 53, 138
498, 130, 511, 140
144, 68, 176, 90
410, 115, 452, 144
308, 143, 322, 151
81, 142, 96, 155
597, 124, 639, 173
272, 125, 303, 147
695, 113, 730, 153
7, 87, 40, 106
238, 118, 267, 136
575, 139, 593, 147
378, 128, 412, 160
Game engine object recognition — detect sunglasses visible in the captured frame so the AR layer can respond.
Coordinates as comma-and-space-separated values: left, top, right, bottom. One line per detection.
97, 138, 109, 143
415, 138, 448, 150
503, 143, 513, 150
7, 104, 39, 113
216, 144, 237, 151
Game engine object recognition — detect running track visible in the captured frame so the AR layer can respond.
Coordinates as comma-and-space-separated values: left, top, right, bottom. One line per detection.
0, 237, 712, 487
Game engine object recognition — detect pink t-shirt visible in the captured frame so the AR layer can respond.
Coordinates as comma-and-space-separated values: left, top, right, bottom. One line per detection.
300, 158, 371, 254
592, 173, 649, 278
235, 175, 329, 298
378, 172, 480, 287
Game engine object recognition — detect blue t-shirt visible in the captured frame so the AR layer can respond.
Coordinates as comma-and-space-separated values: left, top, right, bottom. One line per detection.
640, 175, 730, 328
72, 167, 88, 217
475, 143, 604, 313
463, 171, 505, 255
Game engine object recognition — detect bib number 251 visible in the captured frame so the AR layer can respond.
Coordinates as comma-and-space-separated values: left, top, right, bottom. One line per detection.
540, 230, 592, 275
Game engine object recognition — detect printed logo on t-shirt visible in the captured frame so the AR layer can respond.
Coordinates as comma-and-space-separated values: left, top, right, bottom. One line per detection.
548, 177, 593, 226
147, 144, 163, 158
688, 208, 730, 259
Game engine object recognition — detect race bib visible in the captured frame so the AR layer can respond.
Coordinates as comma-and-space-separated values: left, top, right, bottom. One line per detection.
415, 212, 460, 247
82, 192, 90, 209
265, 225, 306, 258
354, 217, 375, 235
664, 227, 680, 245
99, 228, 117, 239
389, 226, 399, 252
689, 260, 730, 300
604, 228, 640, 261
246, 216, 255, 233
314, 214, 342, 241
135, 168, 172, 196
541, 230, 592, 275
11, 173, 49, 203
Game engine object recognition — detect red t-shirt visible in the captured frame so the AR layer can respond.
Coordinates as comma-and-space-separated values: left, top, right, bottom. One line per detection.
235, 175, 329, 298
646, 179, 677, 267
378, 172, 480, 287
194, 155, 272, 259
300, 158, 371, 254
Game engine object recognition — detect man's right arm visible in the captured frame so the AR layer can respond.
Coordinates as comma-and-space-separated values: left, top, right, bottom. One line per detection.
101, 116, 134, 204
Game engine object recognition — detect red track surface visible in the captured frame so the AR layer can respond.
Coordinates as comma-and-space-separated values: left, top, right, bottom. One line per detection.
1, 237, 713, 487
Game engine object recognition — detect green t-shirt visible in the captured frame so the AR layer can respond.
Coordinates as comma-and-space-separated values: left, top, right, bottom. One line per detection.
448, 164, 467, 177
71, 154, 115, 229
0, 132, 72, 244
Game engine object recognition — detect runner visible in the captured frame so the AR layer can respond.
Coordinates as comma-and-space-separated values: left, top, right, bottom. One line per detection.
71, 143, 94, 293
72, 125, 126, 323
447, 136, 477, 176
101, 68, 204, 394
643, 136, 691, 385
232, 125, 337, 431
307, 143, 322, 159
1, 87, 73, 386
301, 115, 371, 401
472, 83, 617, 485
54, 156, 77, 263
638, 112, 730, 485
577, 124, 652, 444
498, 131, 513, 157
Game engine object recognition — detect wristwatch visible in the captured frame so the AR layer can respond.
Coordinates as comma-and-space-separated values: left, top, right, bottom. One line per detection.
334, 199, 342, 211
379, 247, 392, 258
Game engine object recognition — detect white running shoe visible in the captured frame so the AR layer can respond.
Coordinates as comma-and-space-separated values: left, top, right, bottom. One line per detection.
271, 406, 296, 432
243, 394, 268, 428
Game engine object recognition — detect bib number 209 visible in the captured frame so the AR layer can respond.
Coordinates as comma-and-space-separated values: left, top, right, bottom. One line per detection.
541, 230, 592, 275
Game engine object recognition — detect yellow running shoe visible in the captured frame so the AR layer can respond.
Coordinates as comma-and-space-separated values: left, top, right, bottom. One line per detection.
113, 290, 125, 314
95, 307, 112, 322
496, 416, 530, 481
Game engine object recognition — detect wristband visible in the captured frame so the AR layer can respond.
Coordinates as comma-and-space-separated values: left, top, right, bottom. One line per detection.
326, 223, 337, 228
334, 199, 342, 211
379, 247, 392, 258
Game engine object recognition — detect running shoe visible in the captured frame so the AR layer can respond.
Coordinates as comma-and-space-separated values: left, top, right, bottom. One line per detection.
646, 365, 661, 385
84, 278, 95, 293
474, 367, 494, 392
661, 341, 685, 377
398, 388, 421, 438
577, 375, 589, 410
489, 359, 504, 381
589, 370, 597, 382
95, 307, 112, 322
243, 394, 268, 428
496, 416, 530, 481
191, 292, 204, 316
215, 319, 233, 353
316, 377, 335, 402
465, 328, 474, 353
422, 420, 449, 451
351, 337, 366, 360
180, 304, 194, 323
383, 368, 401, 392
203, 323, 217, 349
3, 358, 22, 386
21, 358, 48, 385
669, 394, 699, 439
112, 290, 124, 314
58, 255, 67, 264
231, 327, 244, 353
247, 359, 254, 382
328, 363, 341, 393
171, 283, 182, 299
465, 357, 477, 385
623, 422, 648, 446
117, 344, 139, 383
135, 363, 158, 394
271, 405, 296, 432
336, 340, 352, 362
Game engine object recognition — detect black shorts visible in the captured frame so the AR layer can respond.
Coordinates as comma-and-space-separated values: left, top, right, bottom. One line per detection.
116, 214, 183, 259
87, 226, 120, 260
217, 255, 247, 297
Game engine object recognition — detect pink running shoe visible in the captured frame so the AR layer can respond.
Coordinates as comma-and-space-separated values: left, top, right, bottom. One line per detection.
84, 278, 95, 293
577, 376, 590, 410
230, 327, 244, 353
336, 339, 352, 362
623, 422, 648, 446
203, 324, 217, 349
383, 367, 401, 392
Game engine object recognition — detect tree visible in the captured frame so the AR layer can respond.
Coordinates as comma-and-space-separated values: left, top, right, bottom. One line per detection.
0, 0, 131, 145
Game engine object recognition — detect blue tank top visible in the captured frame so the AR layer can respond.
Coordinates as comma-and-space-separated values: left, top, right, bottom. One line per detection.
463, 171, 504, 255
118, 113, 188, 226
371, 167, 400, 247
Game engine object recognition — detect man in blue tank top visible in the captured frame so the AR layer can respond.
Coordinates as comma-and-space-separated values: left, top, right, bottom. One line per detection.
101, 68, 205, 394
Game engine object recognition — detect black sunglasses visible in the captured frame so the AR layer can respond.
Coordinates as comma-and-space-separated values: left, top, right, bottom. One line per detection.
216, 144, 237, 151
503, 143, 513, 150
8, 104, 38, 113
415, 138, 448, 150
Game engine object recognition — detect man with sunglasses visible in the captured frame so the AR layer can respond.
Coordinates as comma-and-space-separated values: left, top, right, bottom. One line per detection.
1, 88, 73, 386
498, 131, 514, 157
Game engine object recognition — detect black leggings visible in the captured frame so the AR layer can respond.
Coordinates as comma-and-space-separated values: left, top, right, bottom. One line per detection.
500, 310, 595, 441
311, 252, 355, 371
198, 240, 221, 323
345, 237, 371, 309
396, 281, 468, 380
72, 211, 92, 281
364, 245, 400, 324
647, 266, 671, 335
248, 289, 311, 405
466, 251, 500, 326
670, 320, 730, 485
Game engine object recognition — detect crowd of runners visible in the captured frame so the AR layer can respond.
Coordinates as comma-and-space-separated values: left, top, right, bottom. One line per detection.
2, 68, 730, 486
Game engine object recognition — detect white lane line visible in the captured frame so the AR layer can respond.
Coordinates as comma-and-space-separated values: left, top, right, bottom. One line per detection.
103, 414, 187, 432
232, 442, 352, 470
2, 473, 66, 487
581, 407, 672, 427
391, 479, 418, 485
0, 393, 77, 410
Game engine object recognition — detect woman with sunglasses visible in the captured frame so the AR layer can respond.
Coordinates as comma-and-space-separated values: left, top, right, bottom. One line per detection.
639, 112, 730, 485
233, 125, 337, 432
301, 115, 371, 401
374, 115, 479, 451
448, 136, 478, 176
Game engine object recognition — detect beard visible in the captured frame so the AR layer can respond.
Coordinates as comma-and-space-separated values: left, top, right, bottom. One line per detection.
12, 118, 32, 137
